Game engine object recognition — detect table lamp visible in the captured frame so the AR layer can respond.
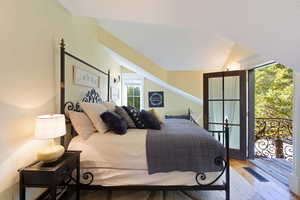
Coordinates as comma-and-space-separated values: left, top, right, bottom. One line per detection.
35, 114, 66, 163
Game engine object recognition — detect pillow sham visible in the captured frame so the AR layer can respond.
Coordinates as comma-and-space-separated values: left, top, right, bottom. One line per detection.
115, 106, 136, 128
100, 111, 128, 135
140, 110, 161, 130
68, 111, 96, 140
149, 109, 164, 124
102, 102, 116, 111
122, 106, 145, 129
80, 102, 108, 134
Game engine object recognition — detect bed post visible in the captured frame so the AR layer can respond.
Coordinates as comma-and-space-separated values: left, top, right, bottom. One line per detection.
60, 38, 65, 146
225, 119, 230, 200
107, 70, 110, 101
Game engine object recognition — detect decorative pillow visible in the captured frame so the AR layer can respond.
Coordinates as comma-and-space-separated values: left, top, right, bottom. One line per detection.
100, 111, 128, 135
68, 111, 96, 140
102, 102, 116, 111
80, 102, 108, 134
149, 109, 164, 124
122, 106, 145, 129
140, 110, 161, 130
115, 106, 136, 128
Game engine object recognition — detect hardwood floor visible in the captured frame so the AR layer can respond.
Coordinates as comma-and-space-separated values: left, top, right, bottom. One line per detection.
76, 159, 300, 200
231, 159, 300, 200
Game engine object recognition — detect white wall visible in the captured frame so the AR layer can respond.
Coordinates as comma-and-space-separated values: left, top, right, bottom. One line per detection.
0, 0, 121, 199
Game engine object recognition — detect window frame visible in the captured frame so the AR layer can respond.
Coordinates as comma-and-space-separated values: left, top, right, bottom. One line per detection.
122, 73, 144, 109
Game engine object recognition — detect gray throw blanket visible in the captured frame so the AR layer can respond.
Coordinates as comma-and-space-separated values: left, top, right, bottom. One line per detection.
146, 119, 225, 174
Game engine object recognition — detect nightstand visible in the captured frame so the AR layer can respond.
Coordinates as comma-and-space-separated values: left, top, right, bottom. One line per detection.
18, 151, 81, 200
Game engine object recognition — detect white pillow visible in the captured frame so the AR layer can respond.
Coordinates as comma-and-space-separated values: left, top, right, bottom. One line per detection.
80, 102, 108, 134
69, 111, 96, 140
102, 102, 116, 111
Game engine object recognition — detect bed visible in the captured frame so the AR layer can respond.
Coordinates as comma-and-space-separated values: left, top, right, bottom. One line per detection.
59, 39, 230, 199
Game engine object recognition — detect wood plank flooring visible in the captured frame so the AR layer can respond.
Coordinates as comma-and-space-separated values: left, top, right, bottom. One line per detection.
76, 159, 299, 200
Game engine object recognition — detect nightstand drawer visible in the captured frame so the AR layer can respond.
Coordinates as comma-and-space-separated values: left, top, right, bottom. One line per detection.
22, 171, 54, 186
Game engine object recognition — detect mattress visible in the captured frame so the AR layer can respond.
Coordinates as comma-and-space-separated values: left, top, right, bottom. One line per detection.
68, 129, 222, 186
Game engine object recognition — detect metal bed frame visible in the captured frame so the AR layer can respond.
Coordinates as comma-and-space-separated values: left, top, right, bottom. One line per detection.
59, 39, 230, 200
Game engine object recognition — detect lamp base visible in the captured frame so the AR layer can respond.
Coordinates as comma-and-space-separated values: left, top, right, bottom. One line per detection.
37, 145, 65, 163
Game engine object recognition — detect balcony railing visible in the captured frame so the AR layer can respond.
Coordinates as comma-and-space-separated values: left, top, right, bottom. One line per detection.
255, 118, 293, 162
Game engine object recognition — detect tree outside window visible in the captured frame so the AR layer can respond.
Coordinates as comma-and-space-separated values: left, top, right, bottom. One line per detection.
127, 85, 141, 110
122, 73, 144, 110
255, 64, 293, 119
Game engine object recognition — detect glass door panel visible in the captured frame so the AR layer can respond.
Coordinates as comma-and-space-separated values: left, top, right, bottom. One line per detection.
209, 77, 223, 99
204, 71, 246, 160
208, 124, 224, 131
224, 76, 240, 99
208, 101, 223, 123
224, 101, 240, 124
209, 124, 224, 143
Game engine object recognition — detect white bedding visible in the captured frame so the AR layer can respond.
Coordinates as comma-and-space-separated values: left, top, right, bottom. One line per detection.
68, 129, 221, 186
69, 129, 148, 169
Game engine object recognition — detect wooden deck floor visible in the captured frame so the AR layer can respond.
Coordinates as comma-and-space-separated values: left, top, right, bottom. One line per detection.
231, 159, 299, 200
250, 158, 292, 186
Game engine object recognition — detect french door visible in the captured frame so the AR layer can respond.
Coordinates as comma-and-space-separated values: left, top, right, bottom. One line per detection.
203, 70, 247, 160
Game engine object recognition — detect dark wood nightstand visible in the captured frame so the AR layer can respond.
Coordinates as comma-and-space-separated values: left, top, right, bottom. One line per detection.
18, 151, 81, 200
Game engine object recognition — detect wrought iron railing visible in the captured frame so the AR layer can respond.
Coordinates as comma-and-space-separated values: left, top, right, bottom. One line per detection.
255, 118, 293, 162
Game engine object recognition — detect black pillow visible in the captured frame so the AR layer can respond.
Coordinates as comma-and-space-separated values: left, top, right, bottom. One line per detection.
140, 110, 161, 130
100, 111, 128, 135
122, 106, 145, 129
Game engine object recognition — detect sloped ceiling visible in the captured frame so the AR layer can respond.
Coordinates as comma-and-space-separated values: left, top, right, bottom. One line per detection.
58, 0, 300, 71
97, 20, 233, 70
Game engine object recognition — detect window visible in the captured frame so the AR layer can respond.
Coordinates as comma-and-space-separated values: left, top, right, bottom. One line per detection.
126, 85, 141, 109
122, 73, 144, 110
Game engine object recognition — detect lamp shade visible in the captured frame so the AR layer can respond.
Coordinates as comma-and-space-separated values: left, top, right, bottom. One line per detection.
35, 114, 66, 139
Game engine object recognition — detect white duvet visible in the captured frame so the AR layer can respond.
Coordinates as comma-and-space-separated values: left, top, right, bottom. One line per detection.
68, 129, 221, 186
69, 129, 148, 169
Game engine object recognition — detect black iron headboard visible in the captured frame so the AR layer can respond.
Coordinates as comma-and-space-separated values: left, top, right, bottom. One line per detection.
60, 39, 110, 148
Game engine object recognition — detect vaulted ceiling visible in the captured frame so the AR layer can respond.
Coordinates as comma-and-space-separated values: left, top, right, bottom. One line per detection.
98, 20, 233, 70
58, 0, 300, 71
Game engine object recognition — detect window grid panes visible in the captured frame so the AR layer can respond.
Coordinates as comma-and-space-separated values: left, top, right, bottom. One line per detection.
127, 85, 141, 110
208, 99, 240, 125
207, 74, 241, 150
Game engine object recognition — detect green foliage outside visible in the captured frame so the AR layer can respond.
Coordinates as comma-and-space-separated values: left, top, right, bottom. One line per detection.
127, 85, 141, 110
255, 64, 293, 119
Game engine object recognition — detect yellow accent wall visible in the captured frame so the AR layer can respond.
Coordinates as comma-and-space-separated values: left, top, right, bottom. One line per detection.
143, 78, 203, 124
121, 68, 203, 124
98, 26, 168, 82
166, 70, 224, 99
166, 71, 205, 99
0, 0, 121, 199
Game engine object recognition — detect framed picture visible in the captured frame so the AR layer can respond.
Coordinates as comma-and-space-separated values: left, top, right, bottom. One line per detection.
73, 65, 100, 88
149, 91, 164, 107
